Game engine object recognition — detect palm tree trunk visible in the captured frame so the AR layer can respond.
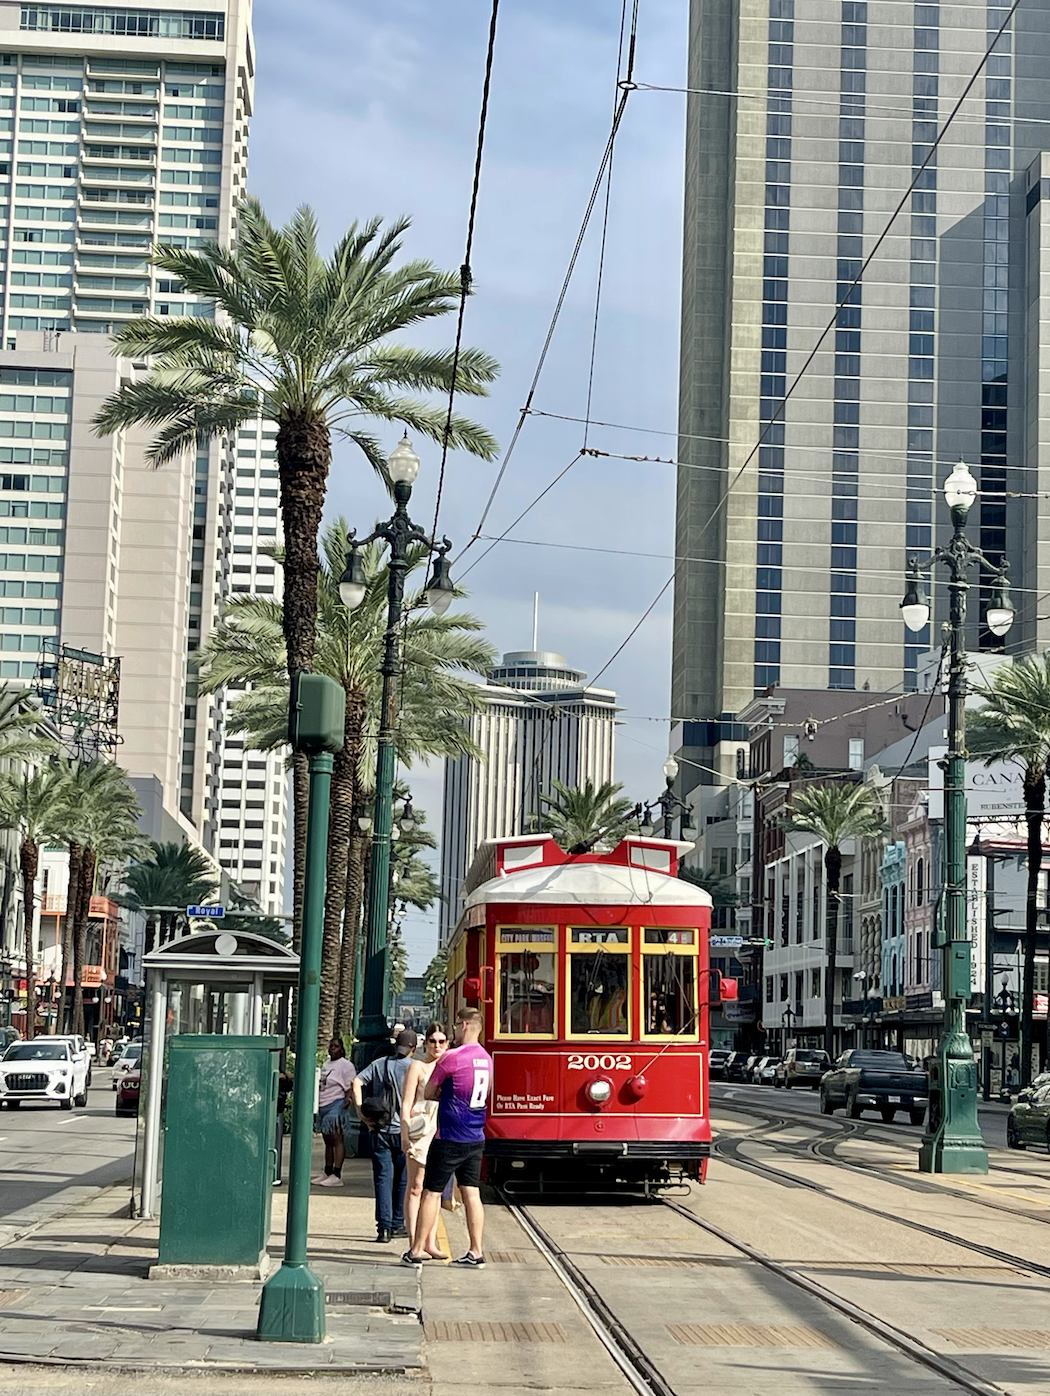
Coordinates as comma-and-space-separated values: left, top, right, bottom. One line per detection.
19, 838, 38, 1040
60, 841, 82, 1033
336, 823, 367, 1036
276, 416, 330, 685
1022, 769, 1044, 1086
823, 846, 842, 1060
72, 847, 96, 1037
291, 751, 309, 957
319, 696, 363, 1047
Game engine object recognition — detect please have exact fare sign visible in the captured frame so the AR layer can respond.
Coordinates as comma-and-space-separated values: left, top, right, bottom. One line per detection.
495, 1091, 556, 1112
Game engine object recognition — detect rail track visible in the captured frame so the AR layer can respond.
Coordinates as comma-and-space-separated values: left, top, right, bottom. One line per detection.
503, 1191, 1013, 1396
712, 1091, 1050, 1237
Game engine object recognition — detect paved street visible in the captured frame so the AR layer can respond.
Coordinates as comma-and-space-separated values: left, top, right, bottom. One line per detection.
711, 1080, 1012, 1151
0, 1075, 136, 1223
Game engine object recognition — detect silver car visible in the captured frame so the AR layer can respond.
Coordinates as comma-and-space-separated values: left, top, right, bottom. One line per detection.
1007, 1081, 1050, 1151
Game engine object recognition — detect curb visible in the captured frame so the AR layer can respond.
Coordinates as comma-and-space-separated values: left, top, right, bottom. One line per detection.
0, 1179, 132, 1250
0, 1352, 424, 1375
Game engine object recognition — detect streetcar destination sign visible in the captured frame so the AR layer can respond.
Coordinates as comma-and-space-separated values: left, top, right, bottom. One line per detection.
187, 904, 225, 918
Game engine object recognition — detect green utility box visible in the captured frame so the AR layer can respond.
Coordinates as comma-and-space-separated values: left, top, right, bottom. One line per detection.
157, 1035, 281, 1270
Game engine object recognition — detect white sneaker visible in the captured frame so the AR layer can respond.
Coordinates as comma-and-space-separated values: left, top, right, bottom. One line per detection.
317, 1175, 344, 1187
311, 1173, 329, 1184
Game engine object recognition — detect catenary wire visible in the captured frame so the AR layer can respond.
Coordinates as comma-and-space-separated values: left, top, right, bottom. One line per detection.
429, 0, 501, 547
458, 1, 641, 560
476, 2, 1023, 691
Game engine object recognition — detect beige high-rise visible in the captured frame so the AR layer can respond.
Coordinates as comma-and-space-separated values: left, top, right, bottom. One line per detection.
0, 2, 288, 913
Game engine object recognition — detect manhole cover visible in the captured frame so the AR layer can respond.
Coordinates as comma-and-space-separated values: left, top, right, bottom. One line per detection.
669, 1324, 836, 1349
326, 1290, 392, 1307
936, 1329, 1050, 1350
427, 1320, 568, 1343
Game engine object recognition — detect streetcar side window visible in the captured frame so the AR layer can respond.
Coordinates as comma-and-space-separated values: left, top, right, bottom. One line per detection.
642, 928, 698, 1038
567, 927, 630, 1037
496, 927, 556, 1037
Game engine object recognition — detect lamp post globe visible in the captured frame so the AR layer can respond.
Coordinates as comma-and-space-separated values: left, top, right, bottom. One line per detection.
387, 434, 421, 485
943, 459, 978, 516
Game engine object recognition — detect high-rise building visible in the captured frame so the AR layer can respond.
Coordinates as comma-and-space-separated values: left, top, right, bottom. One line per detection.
0, 3, 288, 912
438, 650, 619, 943
674, 0, 1050, 787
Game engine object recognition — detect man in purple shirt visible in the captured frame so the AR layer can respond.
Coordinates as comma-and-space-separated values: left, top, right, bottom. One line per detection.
402, 1006, 492, 1268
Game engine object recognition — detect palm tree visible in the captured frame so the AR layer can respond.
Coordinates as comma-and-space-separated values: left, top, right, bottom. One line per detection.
539, 779, 638, 854
679, 866, 739, 908
57, 761, 143, 1036
780, 782, 887, 1057
423, 948, 448, 1015
197, 518, 494, 1046
967, 655, 1050, 1085
91, 199, 498, 702
0, 767, 67, 1039
117, 841, 219, 953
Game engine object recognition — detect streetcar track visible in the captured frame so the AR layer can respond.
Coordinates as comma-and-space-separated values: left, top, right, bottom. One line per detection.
505, 1191, 1014, 1396
710, 1120, 1050, 1283
712, 1092, 1050, 1230
503, 1195, 675, 1396
659, 1197, 1010, 1396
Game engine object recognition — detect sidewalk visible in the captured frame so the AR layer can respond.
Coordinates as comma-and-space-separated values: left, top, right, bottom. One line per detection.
0, 1147, 424, 1374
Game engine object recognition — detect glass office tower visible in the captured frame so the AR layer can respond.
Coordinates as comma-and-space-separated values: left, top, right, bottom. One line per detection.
673, 0, 1050, 783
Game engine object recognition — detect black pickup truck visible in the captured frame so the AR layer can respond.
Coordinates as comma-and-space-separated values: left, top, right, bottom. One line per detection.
819, 1049, 928, 1124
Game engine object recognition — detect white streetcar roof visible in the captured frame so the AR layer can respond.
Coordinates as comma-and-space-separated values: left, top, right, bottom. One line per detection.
464, 859, 713, 910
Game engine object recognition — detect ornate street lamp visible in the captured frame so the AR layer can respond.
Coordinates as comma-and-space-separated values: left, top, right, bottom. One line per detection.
641, 756, 697, 839
341, 437, 455, 1062
900, 459, 1013, 1175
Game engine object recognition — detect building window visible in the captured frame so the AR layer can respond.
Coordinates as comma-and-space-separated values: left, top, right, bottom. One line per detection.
811, 967, 821, 998
848, 738, 864, 770
765, 976, 774, 1003
783, 734, 799, 767
793, 970, 803, 1008
916, 856, 924, 906
779, 973, 788, 1002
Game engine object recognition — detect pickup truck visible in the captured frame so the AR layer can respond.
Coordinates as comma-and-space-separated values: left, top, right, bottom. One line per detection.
819, 1049, 928, 1124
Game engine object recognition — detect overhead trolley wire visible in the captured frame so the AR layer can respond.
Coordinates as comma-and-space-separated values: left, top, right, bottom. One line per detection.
458, 1, 642, 561
429, 0, 501, 547
553, 0, 1024, 690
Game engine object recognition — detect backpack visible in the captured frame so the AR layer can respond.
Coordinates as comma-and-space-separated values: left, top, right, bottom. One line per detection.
361, 1057, 397, 1130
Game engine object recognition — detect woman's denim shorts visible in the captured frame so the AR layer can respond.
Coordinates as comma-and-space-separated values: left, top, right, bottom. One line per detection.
318, 1099, 348, 1137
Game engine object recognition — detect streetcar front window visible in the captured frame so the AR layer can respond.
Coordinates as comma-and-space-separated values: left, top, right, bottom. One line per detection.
643, 929, 697, 1037
497, 952, 556, 1035
569, 932, 628, 1033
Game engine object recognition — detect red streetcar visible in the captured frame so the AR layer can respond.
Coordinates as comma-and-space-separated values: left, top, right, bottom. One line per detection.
442, 833, 736, 1191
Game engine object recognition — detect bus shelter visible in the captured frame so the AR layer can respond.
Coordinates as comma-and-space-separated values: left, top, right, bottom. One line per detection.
135, 930, 299, 1219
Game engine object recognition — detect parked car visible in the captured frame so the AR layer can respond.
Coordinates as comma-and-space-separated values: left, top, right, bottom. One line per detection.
1007, 1081, 1050, 1150
51, 1034, 93, 1086
752, 1055, 781, 1085
0, 1039, 88, 1109
111, 1042, 142, 1090
0, 1026, 20, 1049
775, 1047, 832, 1090
709, 1049, 731, 1080
726, 1051, 759, 1082
115, 1068, 141, 1117
819, 1049, 928, 1123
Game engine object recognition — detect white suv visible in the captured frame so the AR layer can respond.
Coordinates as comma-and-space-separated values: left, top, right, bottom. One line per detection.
0, 1039, 88, 1110
51, 1034, 93, 1086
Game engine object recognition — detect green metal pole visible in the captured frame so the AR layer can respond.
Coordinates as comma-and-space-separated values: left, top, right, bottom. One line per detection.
257, 749, 333, 1342
354, 480, 411, 1065
918, 513, 988, 1175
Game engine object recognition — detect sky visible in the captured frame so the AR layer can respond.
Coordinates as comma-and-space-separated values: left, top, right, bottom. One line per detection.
251, 0, 689, 973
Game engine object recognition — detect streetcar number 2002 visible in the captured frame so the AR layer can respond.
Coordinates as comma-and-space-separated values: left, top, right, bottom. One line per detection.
567, 1053, 631, 1071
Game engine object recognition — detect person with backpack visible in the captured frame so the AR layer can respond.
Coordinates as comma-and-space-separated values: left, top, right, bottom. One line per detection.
352, 1029, 417, 1242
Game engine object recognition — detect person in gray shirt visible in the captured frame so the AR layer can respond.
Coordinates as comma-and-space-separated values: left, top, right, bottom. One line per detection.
352, 1030, 417, 1242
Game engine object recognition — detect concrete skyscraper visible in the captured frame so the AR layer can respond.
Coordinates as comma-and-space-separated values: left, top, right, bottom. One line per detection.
439, 650, 619, 943
0, 2, 288, 912
673, 0, 1050, 787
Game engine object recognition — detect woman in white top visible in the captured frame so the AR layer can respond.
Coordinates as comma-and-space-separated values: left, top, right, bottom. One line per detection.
400, 1021, 448, 1257
312, 1037, 357, 1187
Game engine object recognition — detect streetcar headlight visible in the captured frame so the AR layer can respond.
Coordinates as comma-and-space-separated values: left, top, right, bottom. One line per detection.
587, 1078, 613, 1105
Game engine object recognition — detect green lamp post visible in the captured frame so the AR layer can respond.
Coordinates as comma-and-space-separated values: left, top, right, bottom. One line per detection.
340, 436, 455, 1065
257, 671, 344, 1343
901, 458, 1014, 1174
